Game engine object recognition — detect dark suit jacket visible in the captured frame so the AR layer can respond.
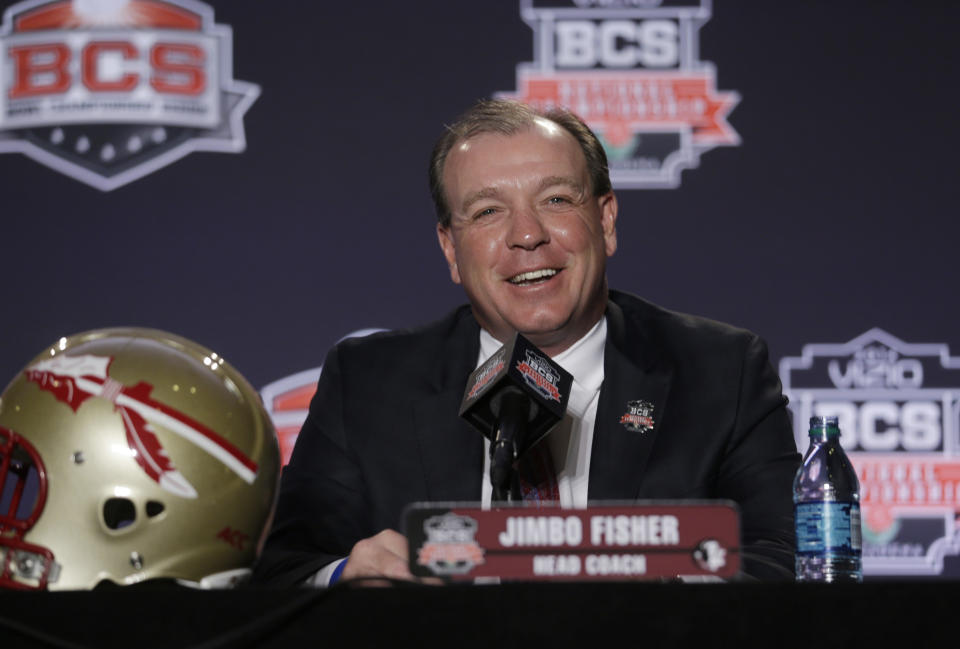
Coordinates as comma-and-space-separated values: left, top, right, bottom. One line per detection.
253, 291, 801, 585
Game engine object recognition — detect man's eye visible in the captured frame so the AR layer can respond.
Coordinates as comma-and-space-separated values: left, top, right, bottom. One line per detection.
547, 196, 571, 205
474, 207, 497, 219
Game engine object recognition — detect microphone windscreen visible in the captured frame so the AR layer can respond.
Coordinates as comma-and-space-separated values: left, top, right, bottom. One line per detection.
459, 333, 573, 457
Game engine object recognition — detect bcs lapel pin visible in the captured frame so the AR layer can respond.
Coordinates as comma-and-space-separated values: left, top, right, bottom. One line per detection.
619, 400, 655, 434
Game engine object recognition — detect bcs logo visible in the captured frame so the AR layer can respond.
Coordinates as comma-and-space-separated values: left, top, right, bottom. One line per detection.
516, 349, 562, 402
780, 329, 960, 577
497, 0, 740, 189
0, 0, 259, 190
416, 513, 485, 576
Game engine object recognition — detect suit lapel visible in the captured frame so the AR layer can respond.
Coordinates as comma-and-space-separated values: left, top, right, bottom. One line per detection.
412, 310, 485, 502
588, 297, 674, 502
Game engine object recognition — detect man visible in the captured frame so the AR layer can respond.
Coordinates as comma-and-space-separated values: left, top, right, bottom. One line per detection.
252, 100, 800, 586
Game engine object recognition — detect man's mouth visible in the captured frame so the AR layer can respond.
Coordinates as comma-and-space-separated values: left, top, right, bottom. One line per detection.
508, 268, 559, 286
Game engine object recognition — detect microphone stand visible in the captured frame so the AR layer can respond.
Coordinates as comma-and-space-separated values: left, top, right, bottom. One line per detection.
490, 390, 528, 503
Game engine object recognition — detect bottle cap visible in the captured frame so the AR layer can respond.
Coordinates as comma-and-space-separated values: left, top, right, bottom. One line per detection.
809, 415, 840, 436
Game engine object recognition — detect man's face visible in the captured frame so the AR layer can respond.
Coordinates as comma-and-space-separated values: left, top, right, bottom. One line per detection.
437, 118, 618, 355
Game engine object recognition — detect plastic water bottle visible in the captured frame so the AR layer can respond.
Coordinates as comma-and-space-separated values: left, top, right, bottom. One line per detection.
793, 415, 862, 582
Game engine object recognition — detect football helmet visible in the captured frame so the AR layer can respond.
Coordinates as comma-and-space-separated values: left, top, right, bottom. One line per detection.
0, 328, 281, 590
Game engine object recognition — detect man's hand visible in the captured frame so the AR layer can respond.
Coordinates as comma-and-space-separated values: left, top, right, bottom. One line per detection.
340, 529, 423, 586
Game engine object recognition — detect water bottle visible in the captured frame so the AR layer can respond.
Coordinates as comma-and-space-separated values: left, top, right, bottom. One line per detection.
793, 415, 862, 582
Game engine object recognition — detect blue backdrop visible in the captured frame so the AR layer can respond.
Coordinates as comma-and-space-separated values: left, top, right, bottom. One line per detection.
1, 0, 958, 578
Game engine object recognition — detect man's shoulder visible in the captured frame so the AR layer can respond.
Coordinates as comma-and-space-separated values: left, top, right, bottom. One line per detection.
609, 290, 761, 359
324, 305, 478, 397
332, 304, 476, 370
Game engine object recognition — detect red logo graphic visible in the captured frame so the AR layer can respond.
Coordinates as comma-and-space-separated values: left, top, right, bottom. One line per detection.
508, 71, 739, 149
620, 412, 653, 428
26, 354, 259, 498
619, 399, 655, 433
417, 512, 485, 576
417, 542, 485, 568
216, 526, 250, 551
516, 360, 561, 402
259, 366, 321, 467
467, 358, 505, 400
0, 0, 259, 190
497, 0, 740, 189
780, 328, 960, 576
259, 328, 388, 466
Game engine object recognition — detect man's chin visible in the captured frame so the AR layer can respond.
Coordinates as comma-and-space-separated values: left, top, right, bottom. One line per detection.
477, 302, 598, 352
509, 319, 582, 354
506, 307, 605, 354
480, 317, 567, 347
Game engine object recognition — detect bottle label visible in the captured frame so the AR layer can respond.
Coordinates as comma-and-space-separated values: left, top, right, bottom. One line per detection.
795, 502, 862, 555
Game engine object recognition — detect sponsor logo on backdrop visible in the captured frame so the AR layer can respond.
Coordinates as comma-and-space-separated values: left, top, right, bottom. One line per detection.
0, 0, 258, 190
497, 0, 740, 188
780, 329, 960, 576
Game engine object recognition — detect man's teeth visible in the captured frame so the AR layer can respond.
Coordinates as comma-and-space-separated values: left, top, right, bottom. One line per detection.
509, 269, 558, 284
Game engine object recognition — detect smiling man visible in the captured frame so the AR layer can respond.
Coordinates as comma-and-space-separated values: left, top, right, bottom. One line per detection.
435, 112, 617, 357
253, 100, 801, 587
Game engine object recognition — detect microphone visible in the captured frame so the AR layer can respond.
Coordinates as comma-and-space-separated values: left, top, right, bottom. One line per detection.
459, 333, 573, 502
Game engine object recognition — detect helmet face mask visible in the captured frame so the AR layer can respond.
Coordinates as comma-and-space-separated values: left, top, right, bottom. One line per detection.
0, 428, 56, 589
0, 329, 281, 590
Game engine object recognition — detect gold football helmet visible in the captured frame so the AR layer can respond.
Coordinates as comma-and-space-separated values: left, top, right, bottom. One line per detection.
0, 328, 280, 590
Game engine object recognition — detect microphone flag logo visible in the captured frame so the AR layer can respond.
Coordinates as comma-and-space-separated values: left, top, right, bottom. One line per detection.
516, 348, 562, 403
459, 333, 573, 457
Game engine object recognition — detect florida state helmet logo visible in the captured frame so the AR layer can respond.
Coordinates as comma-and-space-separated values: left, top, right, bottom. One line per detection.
26, 354, 258, 498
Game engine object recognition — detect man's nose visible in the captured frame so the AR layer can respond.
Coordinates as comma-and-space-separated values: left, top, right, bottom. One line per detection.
506, 207, 549, 249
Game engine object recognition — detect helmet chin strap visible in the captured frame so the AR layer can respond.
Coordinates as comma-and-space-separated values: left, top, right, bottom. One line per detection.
177, 567, 252, 589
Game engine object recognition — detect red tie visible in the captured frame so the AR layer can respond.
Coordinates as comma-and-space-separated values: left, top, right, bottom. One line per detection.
517, 442, 559, 505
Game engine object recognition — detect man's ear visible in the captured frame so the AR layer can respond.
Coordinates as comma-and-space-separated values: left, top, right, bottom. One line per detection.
599, 191, 618, 257
436, 223, 462, 284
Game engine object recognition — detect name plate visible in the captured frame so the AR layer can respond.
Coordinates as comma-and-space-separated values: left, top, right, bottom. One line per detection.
405, 501, 740, 581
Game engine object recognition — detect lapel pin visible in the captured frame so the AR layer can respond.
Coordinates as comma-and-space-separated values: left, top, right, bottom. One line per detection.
619, 400, 655, 434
